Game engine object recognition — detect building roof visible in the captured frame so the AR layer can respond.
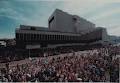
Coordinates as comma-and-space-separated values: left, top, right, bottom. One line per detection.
20, 25, 49, 31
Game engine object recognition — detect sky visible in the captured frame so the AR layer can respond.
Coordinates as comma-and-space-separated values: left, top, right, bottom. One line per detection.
0, 0, 120, 38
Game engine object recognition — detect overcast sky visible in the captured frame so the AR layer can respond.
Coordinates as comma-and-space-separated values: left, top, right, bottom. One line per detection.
0, 0, 120, 38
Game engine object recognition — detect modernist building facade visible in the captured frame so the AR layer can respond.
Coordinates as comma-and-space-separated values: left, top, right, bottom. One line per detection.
48, 9, 95, 34
16, 9, 109, 50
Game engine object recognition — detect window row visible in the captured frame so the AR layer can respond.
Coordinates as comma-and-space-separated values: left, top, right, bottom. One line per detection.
16, 33, 81, 41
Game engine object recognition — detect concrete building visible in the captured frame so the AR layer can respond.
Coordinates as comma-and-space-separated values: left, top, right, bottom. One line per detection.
16, 25, 83, 49
85, 27, 110, 45
73, 15, 95, 34
48, 9, 95, 34
48, 9, 76, 33
15, 9, 110, 56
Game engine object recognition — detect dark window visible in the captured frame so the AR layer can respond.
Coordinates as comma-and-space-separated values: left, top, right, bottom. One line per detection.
27, 34, 30, 40
63, 35, 65, 40
49, 16, 54, 23
58, 35, 60, 40
34, 34, 37, 40
16, 33, 19, 39
21, 34, 24, 40
50, 35, 52, 40
49, 35, 51, 40
64, 35, 66, 40
31, 34, 34, 40
73, 17, 77, 22
55, 35, 57, 40
30, 27, 36, 30
42, 34, 45, 40
24, 34, 26, 40
39, 34, 41, 40
37, 34, 39, 40
45, 35, 47, 40
49, 16, 54, 28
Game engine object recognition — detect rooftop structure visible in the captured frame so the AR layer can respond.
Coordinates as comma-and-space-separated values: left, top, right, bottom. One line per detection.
48, 9, 95, 34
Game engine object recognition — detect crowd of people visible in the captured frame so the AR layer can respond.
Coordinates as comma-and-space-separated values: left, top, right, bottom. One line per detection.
0, 46, 81, 63
0, 45, 119, 82
0, 53, 24, 63
0, 46, 24, 63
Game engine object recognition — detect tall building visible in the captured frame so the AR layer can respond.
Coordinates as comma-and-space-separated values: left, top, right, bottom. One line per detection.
48, 9, 95, 34
16, 9, 109, 51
